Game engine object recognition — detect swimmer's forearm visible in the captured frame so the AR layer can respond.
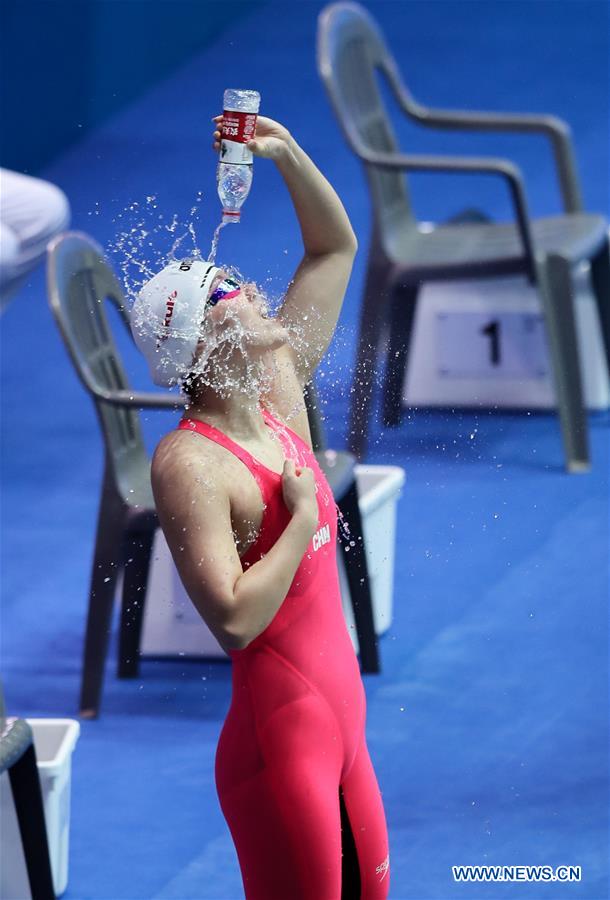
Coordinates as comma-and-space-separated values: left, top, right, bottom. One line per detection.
228, 509, 317, 650
275, 137, 358, 256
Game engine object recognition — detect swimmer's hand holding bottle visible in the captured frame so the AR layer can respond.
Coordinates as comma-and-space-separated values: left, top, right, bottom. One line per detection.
214, 88, 293, 224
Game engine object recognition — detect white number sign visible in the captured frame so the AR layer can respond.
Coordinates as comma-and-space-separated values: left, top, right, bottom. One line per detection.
436, 311, 549, 379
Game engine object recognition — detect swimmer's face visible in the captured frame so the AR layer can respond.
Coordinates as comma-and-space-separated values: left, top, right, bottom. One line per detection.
194, 269, 290, 361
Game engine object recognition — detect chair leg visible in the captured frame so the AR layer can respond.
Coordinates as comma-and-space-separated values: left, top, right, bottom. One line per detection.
589, 233, 610, 375
347, 250, 394, 461
118, 528, 155, 679
536, 254, 590, 473
382, 280, 420, 427
79, 471, 127, 718
338, 480, 380, 674
9, 743, 56, 900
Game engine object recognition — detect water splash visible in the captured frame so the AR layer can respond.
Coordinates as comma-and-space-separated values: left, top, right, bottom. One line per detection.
209, 220, 229, 265
168, 199, 205, 262
105, 191, 390, 465
106, 191, 206, 306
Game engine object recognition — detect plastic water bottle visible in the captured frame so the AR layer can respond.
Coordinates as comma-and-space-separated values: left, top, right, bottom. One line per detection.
217, 89, 261, 224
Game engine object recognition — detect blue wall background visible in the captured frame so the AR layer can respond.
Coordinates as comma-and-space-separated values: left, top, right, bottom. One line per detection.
0, 0, 265, 173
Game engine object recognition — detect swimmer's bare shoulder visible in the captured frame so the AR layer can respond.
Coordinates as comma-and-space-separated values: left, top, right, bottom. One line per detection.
150, 430, 243, 652
155, 426, 240, 487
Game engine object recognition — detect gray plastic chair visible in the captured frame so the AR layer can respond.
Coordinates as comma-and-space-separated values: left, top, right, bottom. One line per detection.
46, 231, 379, 719
317, 1, 610, 473
0, 680, 56, 899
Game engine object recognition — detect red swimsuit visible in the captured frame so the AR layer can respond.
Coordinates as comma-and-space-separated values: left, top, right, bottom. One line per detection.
177, 405, 390, 899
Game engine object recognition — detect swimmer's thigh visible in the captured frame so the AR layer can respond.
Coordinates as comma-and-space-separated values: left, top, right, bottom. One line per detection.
219, 692, 344, 900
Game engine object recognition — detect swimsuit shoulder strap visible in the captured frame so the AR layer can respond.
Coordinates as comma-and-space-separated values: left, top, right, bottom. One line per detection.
260, 404, 313, 457
177, 417, 266, 482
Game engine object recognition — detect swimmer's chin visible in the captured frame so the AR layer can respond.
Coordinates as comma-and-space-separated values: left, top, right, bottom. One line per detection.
270, 319, 291, 344
258, 312, 290, 339
262, 323, 291, 351
236, 319, 290, 356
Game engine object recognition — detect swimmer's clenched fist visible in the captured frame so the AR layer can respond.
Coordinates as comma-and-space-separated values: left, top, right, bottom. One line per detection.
281, 459, 317, 526
212, 114, 296, 162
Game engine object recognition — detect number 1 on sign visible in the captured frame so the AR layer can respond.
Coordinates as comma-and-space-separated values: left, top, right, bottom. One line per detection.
436, 311, 548, 379
481, 319, 501, 365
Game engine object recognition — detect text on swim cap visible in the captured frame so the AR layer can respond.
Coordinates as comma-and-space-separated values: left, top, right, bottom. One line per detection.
156, 290, 178, 349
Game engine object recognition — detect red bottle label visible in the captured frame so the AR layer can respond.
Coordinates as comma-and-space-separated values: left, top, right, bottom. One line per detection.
220, 109, 257, 165
221, 109, 257, 144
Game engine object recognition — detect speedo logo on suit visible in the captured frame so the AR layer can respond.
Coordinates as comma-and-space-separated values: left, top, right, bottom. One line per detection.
312, 523, 331, 552
376, 852, 390, 881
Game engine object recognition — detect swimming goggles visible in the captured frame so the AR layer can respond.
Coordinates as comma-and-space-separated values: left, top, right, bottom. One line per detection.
206, 276, 242, 309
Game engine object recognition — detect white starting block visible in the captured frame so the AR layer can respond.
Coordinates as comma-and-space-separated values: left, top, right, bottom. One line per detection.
402, 259, 609, 410
133, 464, 405, 660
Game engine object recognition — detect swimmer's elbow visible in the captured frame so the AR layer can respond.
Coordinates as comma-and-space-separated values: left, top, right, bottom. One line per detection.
214, 573, 246, 650
188, 581, 246, 652
218, 626, 249, 652
221, 571, 260, 651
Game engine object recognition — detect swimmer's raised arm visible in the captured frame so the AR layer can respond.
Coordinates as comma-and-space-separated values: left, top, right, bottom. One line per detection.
212, 114, 358, 385
213, 114, 357, 254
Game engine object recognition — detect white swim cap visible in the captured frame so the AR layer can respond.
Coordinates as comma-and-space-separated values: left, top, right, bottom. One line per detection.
130, 259, 221, 387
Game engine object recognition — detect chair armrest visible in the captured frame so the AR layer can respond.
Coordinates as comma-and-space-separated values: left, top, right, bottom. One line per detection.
62, 347, 182, 408
403, 101, 583, 213
93, 387, 185, 409
356, 147, 537, 280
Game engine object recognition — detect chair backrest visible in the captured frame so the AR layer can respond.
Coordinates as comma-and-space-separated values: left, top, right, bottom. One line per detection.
47, 231, 149, 498
317, 1, 416, 241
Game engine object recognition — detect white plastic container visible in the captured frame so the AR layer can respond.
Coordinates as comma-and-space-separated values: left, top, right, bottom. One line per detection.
138, 463, 406, 658
336, 465, 406, 654
0, 718, 80, 898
